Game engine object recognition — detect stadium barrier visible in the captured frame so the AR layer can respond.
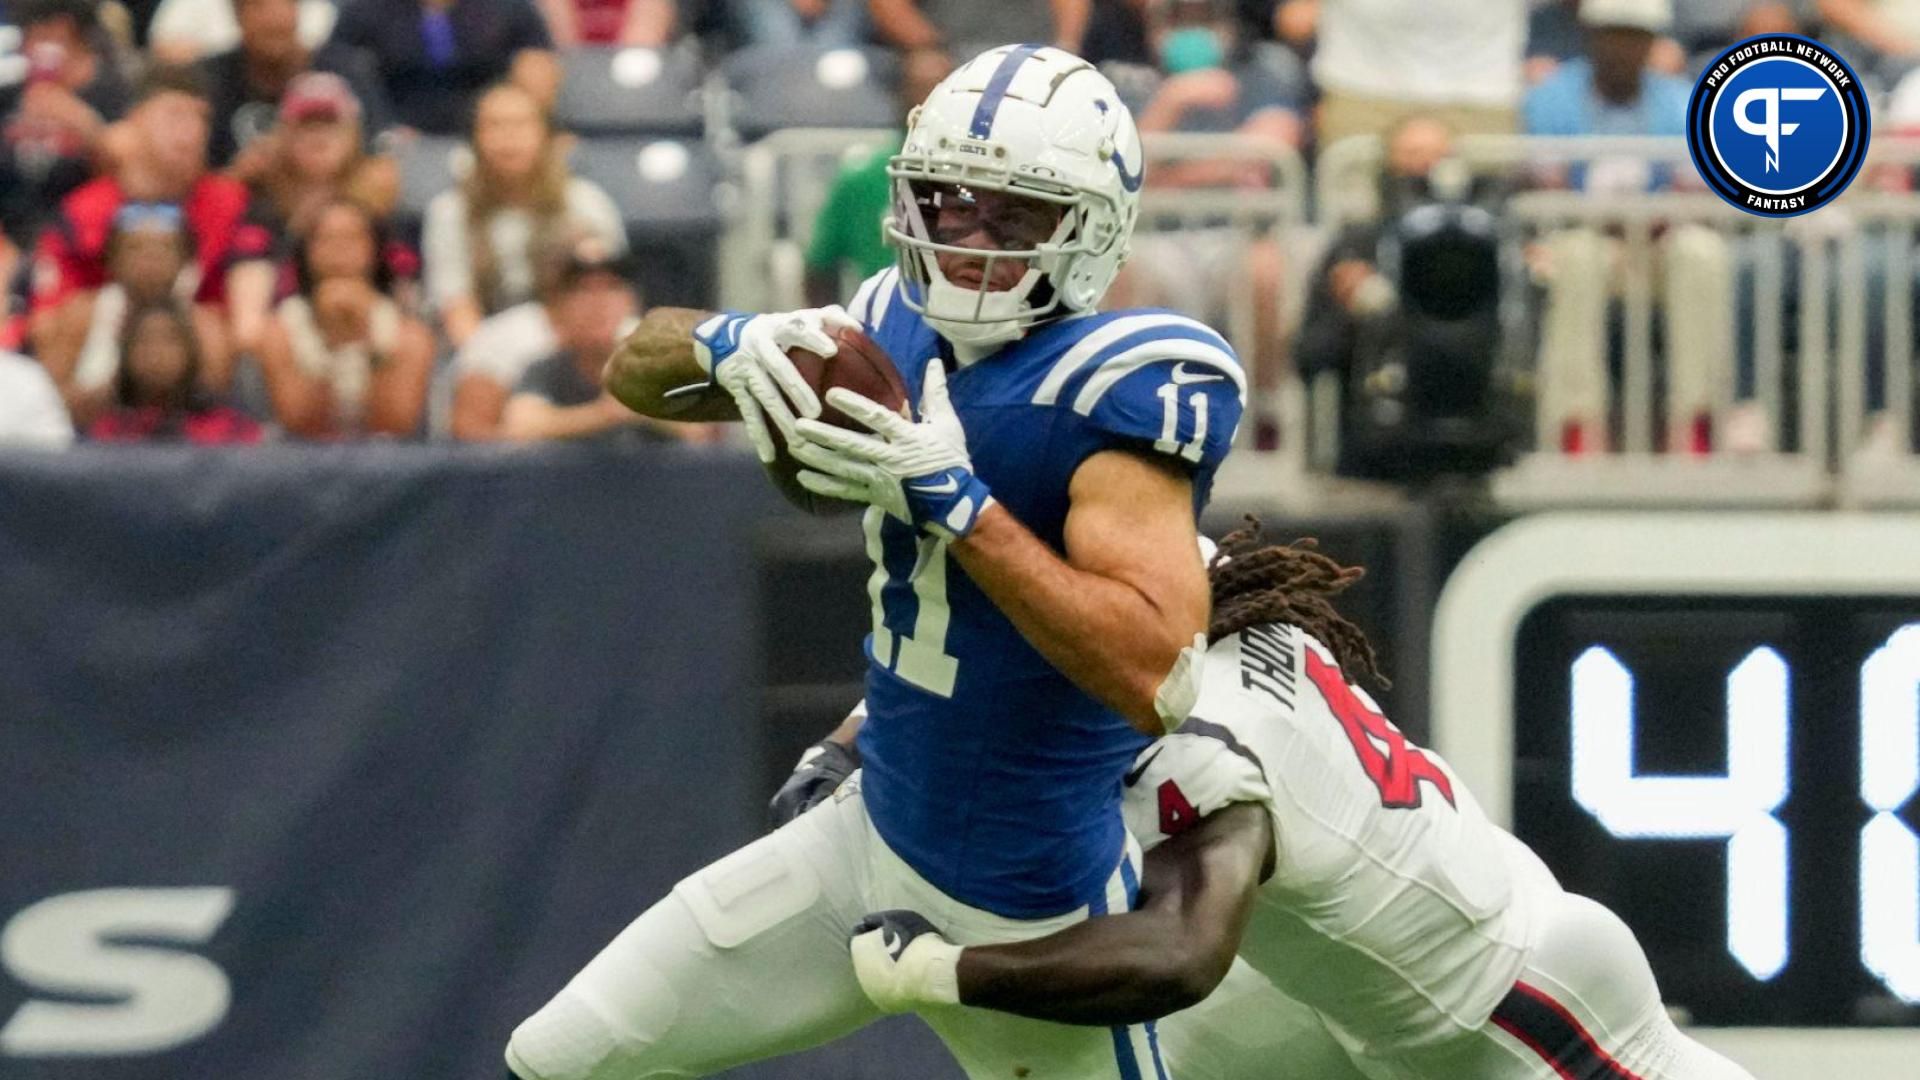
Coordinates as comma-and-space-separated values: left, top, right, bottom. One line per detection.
1, 449, 1912, 1075
0, 445, 960, 1080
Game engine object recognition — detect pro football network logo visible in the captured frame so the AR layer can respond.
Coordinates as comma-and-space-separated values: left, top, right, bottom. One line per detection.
1687, 35, 1870, 217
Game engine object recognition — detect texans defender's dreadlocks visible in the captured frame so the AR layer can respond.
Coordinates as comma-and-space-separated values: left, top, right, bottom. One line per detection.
1205, 517, 1388, 691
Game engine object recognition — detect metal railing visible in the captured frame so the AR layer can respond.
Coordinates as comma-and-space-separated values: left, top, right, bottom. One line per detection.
1309, 134, 1920, 507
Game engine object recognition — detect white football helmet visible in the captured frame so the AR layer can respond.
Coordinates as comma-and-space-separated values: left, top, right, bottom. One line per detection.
886, 44, 1144, 349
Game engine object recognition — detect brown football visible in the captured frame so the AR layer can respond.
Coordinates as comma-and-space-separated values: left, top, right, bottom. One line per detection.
766, 325, 913, 515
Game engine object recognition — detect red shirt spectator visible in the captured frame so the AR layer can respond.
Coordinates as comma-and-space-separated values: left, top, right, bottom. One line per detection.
31, 171, 269, 314
537, 0, 674, 46
29, 64, 275, 322
89, 403, 262, 443
85, 299, 262, 445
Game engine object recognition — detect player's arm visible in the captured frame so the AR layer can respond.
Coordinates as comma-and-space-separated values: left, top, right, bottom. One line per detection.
603, 307, 737, 421
953, 451, 1209, 735
603, 303, 860, 462
853, 803, 1273, 1025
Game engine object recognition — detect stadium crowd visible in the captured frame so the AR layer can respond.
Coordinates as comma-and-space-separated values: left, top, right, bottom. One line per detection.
0, 0, 1907, 454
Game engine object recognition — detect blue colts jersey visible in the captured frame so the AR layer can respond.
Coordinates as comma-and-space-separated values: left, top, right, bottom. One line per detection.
843, 268, 1246, 917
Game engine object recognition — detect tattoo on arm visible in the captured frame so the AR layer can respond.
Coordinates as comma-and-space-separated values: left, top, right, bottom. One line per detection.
602, 306, 742, 422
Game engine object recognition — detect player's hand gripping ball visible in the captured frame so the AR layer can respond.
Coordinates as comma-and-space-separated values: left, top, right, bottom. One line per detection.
848, 910, 962, 1013
763, 324, 913, 514
690, 306, 864, 460
790, 361, 994, 540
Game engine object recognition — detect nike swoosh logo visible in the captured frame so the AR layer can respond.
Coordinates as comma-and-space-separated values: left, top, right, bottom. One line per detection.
1123, 747, 1164, 787
909, 476, 961, 496
1171, 362, 1226, 386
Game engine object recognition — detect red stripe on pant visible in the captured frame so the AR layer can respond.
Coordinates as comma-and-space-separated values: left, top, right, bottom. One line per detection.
1488, 980, 1646, 1080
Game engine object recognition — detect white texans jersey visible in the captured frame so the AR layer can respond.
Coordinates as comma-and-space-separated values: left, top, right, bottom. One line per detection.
1122, 622, 1548, 1055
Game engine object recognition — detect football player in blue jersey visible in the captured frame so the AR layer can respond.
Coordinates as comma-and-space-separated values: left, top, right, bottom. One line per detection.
506, 44, 1245, 1080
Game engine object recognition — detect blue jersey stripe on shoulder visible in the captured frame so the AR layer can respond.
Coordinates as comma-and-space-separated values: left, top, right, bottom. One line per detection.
1074, 324, 1240, 386
1031, 312, 1232, 406
1072, 339, 1245, 416
969, 44, 1045, 139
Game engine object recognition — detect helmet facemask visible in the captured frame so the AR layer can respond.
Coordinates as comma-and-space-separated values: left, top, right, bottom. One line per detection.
886, 163, 1120, 350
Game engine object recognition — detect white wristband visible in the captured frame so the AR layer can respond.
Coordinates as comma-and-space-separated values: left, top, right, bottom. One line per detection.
905, 937, 963, 1008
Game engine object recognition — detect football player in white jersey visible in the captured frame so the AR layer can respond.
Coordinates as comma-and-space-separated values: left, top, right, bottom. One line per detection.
848, 521, 1760, 1080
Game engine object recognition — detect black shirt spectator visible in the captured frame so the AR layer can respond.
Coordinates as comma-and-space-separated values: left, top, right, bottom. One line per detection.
330, 0, 557, 136
0, 0, 134, 250
516, 348, 601, 408
201, 0, 392, 167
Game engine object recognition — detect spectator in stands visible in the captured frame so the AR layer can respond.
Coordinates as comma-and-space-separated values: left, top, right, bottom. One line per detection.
149, 0, 336, 65
30, 64, 277, 362
537, 0, 674, 45
1818, 0, 1920, 81
200, 0, 390, 170
423, 81, 626, 346
242, 73, 398, 249
1526, 0, 1688, 84
0, 232, 21, 351
87, 300, 262, 442
1296, 115, 1453, 469
0, 346, 73, 447
257, 198, 433, 437
1299, 114, 1454, 355
730, 0, 867, 46
1527, 0, 1734, 454
499, 238, 667, 443
331, 0, 559, 136
36, 201, 233, 428
0, 0, 134, 255
1524, 0, 1689, 141
1313, 0, 1526, 144
450, 229, 597, 439
803, 46, 951, 307
1671, 2, 1799, 64
868, 0, 1089, 56
1108, 0, 1302, 446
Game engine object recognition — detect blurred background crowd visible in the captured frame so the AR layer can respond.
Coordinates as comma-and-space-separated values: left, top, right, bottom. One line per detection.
0, 0, 1912, 488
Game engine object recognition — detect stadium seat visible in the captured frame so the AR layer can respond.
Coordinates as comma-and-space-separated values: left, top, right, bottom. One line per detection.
554, 46, 704, 138
391, 134, 470, 233
570, 137, 723, 308
723, 45, 900, 142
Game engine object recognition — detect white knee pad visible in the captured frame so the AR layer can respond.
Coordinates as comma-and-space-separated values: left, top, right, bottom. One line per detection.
506, 959, 684, 1080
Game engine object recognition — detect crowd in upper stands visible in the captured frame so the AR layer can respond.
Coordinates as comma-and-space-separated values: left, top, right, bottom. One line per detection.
0, 0, 1909, 452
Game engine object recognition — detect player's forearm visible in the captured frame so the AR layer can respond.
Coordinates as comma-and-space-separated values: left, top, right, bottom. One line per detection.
958, 911, 1208, 1025
958, 805, 1272, 1025
952, 506, 1200, 734
603, 307, 742, 422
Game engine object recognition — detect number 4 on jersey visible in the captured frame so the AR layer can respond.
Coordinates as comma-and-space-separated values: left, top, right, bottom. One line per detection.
1305, 650, 1456, 810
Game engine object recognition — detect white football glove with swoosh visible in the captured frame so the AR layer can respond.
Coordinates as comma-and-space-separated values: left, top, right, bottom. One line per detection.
691, 306, 863, 463
789, 361, 996, 541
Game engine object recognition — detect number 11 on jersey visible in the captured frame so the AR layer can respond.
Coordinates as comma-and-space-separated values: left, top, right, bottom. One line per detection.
863, 507, 961, 697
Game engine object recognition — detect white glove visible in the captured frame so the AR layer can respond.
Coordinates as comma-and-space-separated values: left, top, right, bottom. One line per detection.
789, 361, 994, 541
692, 306, 862, 463
848, 910, 963, 1013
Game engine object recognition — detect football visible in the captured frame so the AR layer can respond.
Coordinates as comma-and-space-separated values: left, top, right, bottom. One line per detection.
766, 325, 912, 515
